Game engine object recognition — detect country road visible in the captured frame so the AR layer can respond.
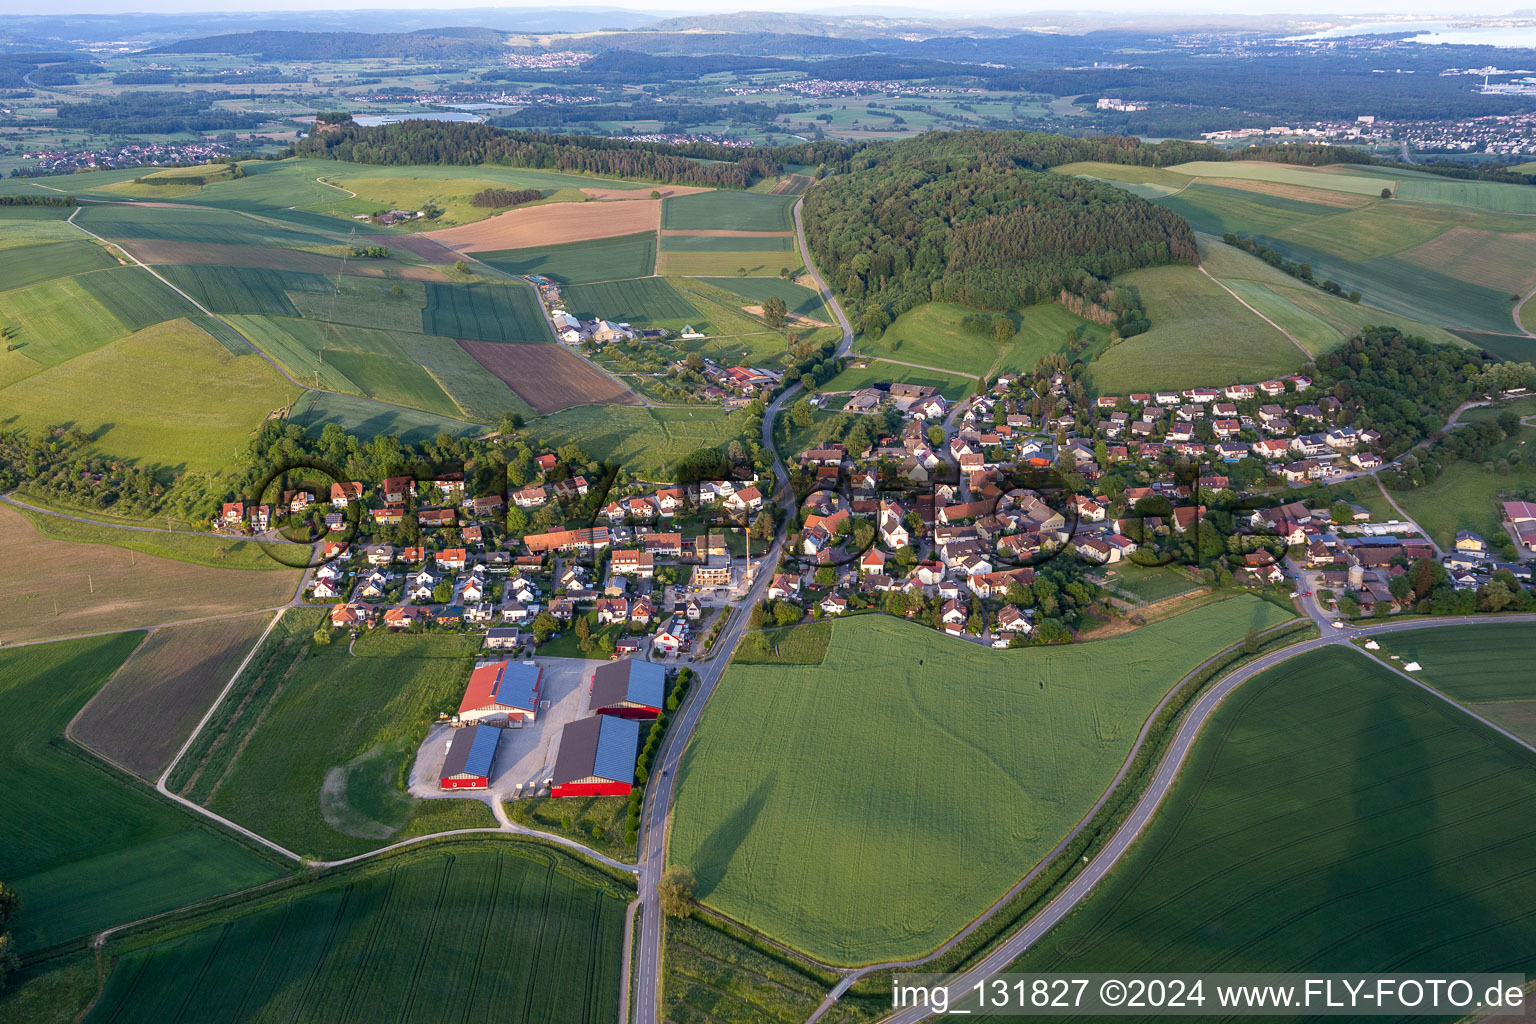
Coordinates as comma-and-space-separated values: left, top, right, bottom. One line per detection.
872, 599, 1536, 1023
631, 192, 855, 1024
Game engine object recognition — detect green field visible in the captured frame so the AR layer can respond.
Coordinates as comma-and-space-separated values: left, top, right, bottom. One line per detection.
536, 403, 751, 478
1159, 182, 1347, 237
1087, 264, 1304, 393
0, 275, 131, 367
285, 274, 428, 331
288, 389, 485, 443
1099, 564, 1205, 604
0, 238, 117, 291
77, 265, 200, 331
0, 318, 297, 473
996, 646, 1536, 991
656, 249, 803, 277
670, 599, 1297, 964
820, 360, 976, 400
855, 301, 1111, 379
1396, 175, 1536, 214
159, 264, 332, 316
1458, 329, 1536, 362
1197, 234, 1463, 349
208, 632, 486, 858
660, 232, 795, 252
1375, 623, 1536, 744
733, 622, 831, 665
421, 279, 551, 343
473, 232, 658, 284
75, 203, 340, 248
1165, 160, 1393, 196
1389, 420, 1536, 550
229, 315, 467, 417
86, 844, 628, 1024
662, 191, 796, 232
562, 276, 700, 324
694, 277, 827, 319
0, 634, 282, 953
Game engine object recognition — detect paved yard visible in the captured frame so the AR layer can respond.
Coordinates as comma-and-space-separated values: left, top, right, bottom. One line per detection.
407, 656, 607, 800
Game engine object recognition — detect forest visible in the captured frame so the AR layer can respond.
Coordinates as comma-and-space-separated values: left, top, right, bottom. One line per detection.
801, 131, 1198, 324
148, 27, 507, 59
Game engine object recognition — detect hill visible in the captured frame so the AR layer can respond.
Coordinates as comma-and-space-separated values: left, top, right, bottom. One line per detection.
150, 27, 507, 59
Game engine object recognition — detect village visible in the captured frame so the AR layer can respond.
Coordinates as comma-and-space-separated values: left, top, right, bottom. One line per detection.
208, 356, 1534, 804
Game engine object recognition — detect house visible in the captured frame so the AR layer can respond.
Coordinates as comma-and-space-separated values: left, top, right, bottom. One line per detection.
643, 532, 684, 557
330, 603, 374, 629
364, 543, 395, 567
1455, 531, 1488, 555
768, 573, 800, 601
821, 594, 848, 615
512, 486, 548, 509
383, 607, 431, 630
590, 659, 667, 719
940, 599, 968, 627
524, 527, 610, 555
439, 724, 502, 790
330, 482, 364, 507
462, 577, 488, 603
550, 715, 642, 797
437, 548, 468, 571
419, 508, 457, 529
996, 605, 1033, 634
382, 476, 416, 504
372, 505, 406, 526
1350, 452, 1383, 471
1503, 501, 1536, 525
630, 596, 654, 624
311, 578, 340, 599
1074, 537, 1114, 564
484, 627, 522, 651
595, 597, 630, 626
860, 548, 887, 574
465, 493, 505, 518
653, 621, 689, 655
725, 486, 763, 513
611, 550, 656, 578
220, 502, 244, 527
459, 660, 542, 725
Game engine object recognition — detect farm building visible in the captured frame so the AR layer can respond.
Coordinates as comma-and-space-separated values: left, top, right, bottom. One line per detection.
439, 724, 502, 790
590, 659, 667, 719
550, 715, 642, 798
459, 659, 542, 725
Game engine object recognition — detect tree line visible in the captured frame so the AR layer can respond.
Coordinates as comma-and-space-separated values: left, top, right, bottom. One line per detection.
470, 187, 542, 208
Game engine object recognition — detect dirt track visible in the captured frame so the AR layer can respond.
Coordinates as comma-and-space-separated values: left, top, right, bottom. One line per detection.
581, 185, 711, 201
425, 199, 661, 252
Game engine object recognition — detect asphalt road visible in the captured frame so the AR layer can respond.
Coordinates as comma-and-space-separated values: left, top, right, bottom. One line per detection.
874, 605, 1536, 1023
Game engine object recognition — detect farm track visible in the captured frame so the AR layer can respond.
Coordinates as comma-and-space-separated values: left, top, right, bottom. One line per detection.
1196, 264, 1312, 360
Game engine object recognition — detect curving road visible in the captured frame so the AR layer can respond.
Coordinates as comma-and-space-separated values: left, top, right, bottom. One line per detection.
873, 606, 1536, 1023
632, 192, 853, 1024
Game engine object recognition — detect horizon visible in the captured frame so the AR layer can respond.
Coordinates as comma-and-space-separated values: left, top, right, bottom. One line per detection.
5, 2, 1536, 25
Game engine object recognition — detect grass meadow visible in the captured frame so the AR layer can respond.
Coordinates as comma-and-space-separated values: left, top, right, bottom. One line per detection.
0, 275, 132, 366
288, 390, 486, 444
0, 318, 298, 475
0, 237, 117, 290
535, 404, 751, 478
421, 279, 552, 342
1389, 420, 1536, 550
473, 232, 658, 284
662, 190, 796, 232
208, 632, 482, 858
1378, 623, 1536, 746
820, 360, 977, 400
1087, 264, 1304, 393
669, 599, 1297, 964
562, 276, 700, 324
86, 844, 628, 1024
993, 646, 1536, 996
6, 500, 290, 571
694, 276, 828, 320
0, 634, 282, 953
76, 203, 340, 248
159, 263, 331, 316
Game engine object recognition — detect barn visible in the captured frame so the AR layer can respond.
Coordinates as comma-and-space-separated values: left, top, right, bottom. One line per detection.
439, 724, 502, 790
589, 659, 667, 720
459, 659, 542, 725
550, 716, 642, 798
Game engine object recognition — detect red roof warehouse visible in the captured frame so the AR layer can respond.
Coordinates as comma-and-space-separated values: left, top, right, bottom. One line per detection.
589, 659, 667, 720
459, 660, 542, 725
550, 716, 642, 798
439, 724, 502, 790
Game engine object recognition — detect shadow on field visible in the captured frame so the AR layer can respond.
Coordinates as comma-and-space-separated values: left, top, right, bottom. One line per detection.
691, 775, 774, 901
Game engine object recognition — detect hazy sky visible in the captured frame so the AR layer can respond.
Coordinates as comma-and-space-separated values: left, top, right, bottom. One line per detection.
7, 0, 1532, 18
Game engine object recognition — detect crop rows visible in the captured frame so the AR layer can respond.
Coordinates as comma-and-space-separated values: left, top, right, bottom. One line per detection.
421, 280, 550, 342
87, 849, 626, 1023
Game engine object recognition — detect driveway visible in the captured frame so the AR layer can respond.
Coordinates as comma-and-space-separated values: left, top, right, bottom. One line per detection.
407, 655, 608, 799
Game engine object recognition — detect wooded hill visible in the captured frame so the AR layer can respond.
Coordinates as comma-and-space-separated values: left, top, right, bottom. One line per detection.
150, 28, 506, 59
802, 131, 1199, 325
